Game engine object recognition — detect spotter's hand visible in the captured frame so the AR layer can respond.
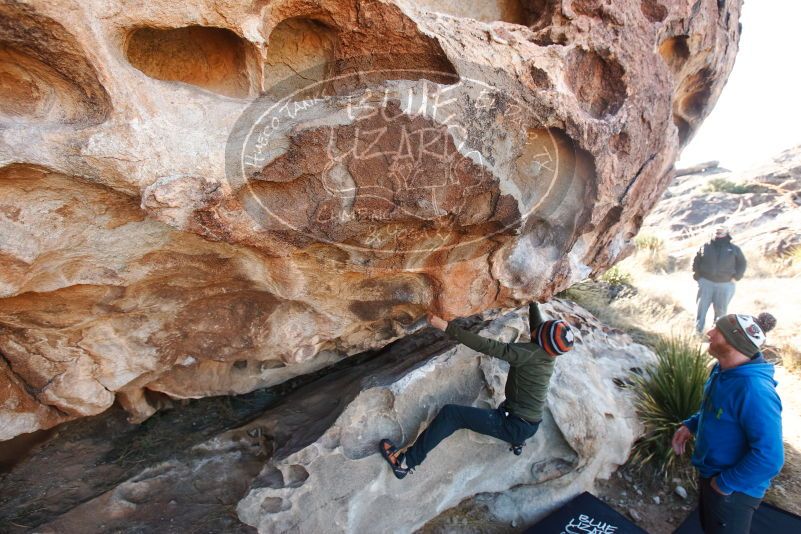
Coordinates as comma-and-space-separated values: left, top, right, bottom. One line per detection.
671, 425, 693, 456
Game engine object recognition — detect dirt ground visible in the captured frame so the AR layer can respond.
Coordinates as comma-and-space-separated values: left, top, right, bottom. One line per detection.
594, 464, 699, 533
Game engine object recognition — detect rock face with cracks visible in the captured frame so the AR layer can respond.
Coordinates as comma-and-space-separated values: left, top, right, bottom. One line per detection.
0, 302, 656, 533
0, 0, 741, 438
236, 300, 658, 532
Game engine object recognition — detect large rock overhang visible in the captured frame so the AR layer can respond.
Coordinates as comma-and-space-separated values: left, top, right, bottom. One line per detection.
0, 0, 742, 437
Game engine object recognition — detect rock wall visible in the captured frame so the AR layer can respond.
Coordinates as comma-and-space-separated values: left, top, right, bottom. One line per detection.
0, 0, 741, 438
236, 300, 657, 533
1, 301, 657, 533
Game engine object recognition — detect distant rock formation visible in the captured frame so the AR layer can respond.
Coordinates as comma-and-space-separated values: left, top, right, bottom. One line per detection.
0, 0, 742, 438
674, 160, 726, 177
642, 145, 801, 258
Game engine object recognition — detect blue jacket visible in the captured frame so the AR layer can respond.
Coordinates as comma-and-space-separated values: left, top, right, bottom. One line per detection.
683, 355, 784, 498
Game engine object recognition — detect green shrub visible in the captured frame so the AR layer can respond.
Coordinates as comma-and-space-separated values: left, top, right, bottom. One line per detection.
748, 247, 801, 278
634, 234, 664, 252
629, 335, 711, 481
703, 178, 754, 194
600, 265, 633, 287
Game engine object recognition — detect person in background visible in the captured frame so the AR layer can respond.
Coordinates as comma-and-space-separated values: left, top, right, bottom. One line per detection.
379, 301, 574, 479
672, 312, 783, 534
693, 226, 747, 333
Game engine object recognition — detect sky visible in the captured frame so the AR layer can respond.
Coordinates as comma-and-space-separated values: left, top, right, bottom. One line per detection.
676, 0, 801, 172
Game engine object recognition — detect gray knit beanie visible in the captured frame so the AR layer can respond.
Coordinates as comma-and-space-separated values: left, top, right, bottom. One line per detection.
716, 312, 777, 358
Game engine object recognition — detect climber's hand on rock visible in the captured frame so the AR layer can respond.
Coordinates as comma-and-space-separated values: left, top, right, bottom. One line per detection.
426, 313, 448, 332
672, 425, 692, 456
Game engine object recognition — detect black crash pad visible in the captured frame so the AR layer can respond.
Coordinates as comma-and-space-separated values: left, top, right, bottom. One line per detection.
674, 500, 801, 533
527, 491, 648, 533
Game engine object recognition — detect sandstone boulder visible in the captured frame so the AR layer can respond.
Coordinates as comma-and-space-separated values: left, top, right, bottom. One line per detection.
1, 301, 656, 532
0, 0, 741, 438
237, 300, 657, 532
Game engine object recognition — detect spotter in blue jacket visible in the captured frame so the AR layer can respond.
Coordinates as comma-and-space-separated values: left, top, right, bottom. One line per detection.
683, 354, 784, 498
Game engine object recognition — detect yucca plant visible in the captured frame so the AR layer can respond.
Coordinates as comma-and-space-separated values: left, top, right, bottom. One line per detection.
600, 265, 633, 287
629, 335, 711, 481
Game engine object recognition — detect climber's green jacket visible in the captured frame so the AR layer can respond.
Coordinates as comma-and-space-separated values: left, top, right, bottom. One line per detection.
444, 302, 555, 422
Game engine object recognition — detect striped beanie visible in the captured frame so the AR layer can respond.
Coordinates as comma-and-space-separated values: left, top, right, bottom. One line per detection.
534, 320, 575, 356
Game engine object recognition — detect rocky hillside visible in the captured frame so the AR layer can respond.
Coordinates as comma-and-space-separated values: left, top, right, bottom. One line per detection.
641, 145, 801, 260
0, 0, 743, 440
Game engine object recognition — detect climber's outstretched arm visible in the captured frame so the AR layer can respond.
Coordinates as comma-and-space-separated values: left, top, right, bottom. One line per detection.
427, 312, 532, 365
529, 301, 546, 332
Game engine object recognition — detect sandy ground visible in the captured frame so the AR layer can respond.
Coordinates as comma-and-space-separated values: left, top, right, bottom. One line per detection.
622, 270, 800, 343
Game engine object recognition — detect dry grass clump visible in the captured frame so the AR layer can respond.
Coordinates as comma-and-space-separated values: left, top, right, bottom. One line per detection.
746, 250, 801, 279
786, 246, 801, 265
634, 234, 664, 252
639, 250, 676, 274
560, 275, 690, 348
779, 344, 801, 376
627, 234, 679, 274
600, 265, 634, 287
780, 246, 801, 277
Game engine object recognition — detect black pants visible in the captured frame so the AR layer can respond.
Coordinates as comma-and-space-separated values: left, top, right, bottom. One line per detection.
404, 403, 540, 470
698, 477, 762, 534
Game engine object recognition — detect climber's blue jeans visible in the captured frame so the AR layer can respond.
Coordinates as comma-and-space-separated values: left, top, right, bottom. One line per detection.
696, 278, 736, 333
403, 403, 540, 470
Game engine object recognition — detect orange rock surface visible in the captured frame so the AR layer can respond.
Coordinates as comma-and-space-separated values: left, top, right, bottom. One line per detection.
0, 0, 742, 438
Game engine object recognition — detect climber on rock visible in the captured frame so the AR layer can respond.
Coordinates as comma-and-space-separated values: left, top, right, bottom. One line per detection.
379, 301, 575, 479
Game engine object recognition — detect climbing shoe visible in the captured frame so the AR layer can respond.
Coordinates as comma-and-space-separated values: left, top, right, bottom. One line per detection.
379, 439, 409, 479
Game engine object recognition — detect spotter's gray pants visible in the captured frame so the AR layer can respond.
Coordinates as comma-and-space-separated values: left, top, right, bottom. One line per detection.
696, 278, 736, 333
698, 477, 761, 534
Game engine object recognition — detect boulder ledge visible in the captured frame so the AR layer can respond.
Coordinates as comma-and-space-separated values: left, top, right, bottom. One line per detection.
0, 0, 741, 437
